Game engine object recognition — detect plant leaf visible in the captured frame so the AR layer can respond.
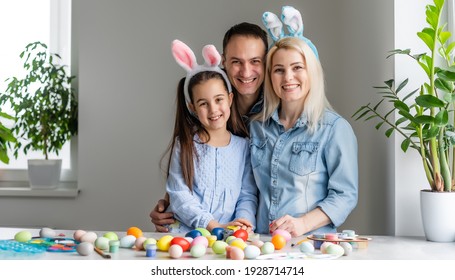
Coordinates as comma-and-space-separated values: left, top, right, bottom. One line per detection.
401, 138, 411, 152
415, 95, 445, 107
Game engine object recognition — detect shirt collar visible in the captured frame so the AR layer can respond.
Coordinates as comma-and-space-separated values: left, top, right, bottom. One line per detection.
271, 107, 309, 128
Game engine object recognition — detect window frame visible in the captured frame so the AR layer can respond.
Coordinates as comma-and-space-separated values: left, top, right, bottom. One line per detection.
0, 0, 76, 185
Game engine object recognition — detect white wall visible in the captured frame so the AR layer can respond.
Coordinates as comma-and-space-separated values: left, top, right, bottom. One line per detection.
394, 0, 443, 236
0, 0, 396, 235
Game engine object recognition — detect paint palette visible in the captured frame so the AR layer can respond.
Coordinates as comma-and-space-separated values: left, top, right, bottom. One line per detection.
27, 237, 78, 252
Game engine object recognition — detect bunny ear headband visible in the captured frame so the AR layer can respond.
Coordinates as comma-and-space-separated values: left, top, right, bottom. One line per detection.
171, 39, 232, 109
262, 5, 319, 59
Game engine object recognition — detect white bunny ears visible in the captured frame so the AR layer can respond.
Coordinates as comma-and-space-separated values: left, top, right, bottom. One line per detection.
171, 40, 232, 108
262, 6, 319, 59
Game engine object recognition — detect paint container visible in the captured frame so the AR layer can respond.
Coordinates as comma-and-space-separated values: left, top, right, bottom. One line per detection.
312, 233, 325, 249
342, 229, 356, 237
109, 240, 120, 253
146, 244, 157, 257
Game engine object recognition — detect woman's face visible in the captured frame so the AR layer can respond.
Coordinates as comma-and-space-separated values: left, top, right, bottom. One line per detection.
270, 48, 310, 106
189, 78, 233, 134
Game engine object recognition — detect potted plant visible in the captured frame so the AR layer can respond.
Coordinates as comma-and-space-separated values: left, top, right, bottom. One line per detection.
0, 111, 16, 164
0, 41, 78, 189
353, 0, 455, 242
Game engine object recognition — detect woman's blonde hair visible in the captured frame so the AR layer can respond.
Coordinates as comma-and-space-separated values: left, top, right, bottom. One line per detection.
258, 37, 332, 133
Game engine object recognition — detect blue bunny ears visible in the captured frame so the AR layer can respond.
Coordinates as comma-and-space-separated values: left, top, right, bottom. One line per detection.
262, 6, 319, 59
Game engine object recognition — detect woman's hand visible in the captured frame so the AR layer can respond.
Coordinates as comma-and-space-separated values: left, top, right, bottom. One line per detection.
270, 208, 331, 237
269, 215, 306, 237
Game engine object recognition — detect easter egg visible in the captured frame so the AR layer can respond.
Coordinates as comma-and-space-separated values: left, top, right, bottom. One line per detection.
325, 244, 345, 256
126, 227, 143, 238
225, 236, 237, 244
76, 242, 94, 256
135, 236, 147, 250
170, 237, 191, 251
211, 227, 225, 240
103, 232, 119, 241
271, 234, 286, 250
14, 230, 32, 242
168, 244, 183, 259
339, 242, 353, 256
120, 235, 136, 248
244, 245, 261, 259
299, 241, 315, 253
251, 239, 264, 248
184, 237, 193, 244
212, 240, 228, 254
185, 229, 202, 239
156, 235, 174, 251
229, 247, 244, 260
232, 229, 248, 241
80, 232, 98, 244
73, 229, 87, 241
95, 237, 110, 250
320, 242, 333, 254
229, 239, 247, 250
261, 241, 275, 254
190, 244, 206, 258
39, 227, 56, 238
191, 236, 209, 248
143, 238, 157, 248
272, 229, 292, 242
195, 228, 211, 237
95, 236, 110, 250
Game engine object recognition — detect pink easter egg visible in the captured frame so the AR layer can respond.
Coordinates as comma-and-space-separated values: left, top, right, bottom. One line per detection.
191, 236, 208, 248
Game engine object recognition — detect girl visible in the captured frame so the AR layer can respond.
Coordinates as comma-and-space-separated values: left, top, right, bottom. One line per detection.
162, 40, 257, 233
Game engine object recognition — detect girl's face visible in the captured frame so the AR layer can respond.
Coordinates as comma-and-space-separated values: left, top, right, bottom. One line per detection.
189, 78, 233, 134
270, 48, 310, 106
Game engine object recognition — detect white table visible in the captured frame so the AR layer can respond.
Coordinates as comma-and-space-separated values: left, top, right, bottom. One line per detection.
1, 227, 455, 260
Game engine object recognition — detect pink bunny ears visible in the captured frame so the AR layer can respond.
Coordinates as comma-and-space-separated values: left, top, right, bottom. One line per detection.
171, 40, 232, 107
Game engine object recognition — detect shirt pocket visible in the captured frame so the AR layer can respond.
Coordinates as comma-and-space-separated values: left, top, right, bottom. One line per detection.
289, 142, 319, 176
250, 137, 267, 169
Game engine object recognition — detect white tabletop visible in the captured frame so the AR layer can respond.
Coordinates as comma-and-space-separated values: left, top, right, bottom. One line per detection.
1, 227, 454, 260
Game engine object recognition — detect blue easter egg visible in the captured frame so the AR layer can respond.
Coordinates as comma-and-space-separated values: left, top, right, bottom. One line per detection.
211, 227, 224, 240
185, 229, 202, 239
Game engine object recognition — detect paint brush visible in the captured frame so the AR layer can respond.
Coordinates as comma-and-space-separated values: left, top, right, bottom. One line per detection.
94, 247, 111, 259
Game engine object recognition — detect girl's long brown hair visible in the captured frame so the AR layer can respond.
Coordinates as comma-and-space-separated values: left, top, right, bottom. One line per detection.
161, 71, 248, 190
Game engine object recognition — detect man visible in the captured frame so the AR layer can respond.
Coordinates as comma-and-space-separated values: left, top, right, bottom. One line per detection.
150, 22, 268, 232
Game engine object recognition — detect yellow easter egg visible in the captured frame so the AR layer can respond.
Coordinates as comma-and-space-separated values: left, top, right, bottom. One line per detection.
156, 235, 174, 251
229, 239, 247, 250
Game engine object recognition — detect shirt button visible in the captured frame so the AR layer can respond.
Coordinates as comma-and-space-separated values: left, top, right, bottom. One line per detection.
273, 180, 276, 185
274, 158, 278, 162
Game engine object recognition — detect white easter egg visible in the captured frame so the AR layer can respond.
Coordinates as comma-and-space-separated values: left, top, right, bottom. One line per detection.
120, 235, 136, 248
76, 242, 94, 256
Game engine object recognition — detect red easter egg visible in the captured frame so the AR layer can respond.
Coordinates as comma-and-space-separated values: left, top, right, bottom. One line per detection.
170, 237, 191, 252
232, 229, 248, 242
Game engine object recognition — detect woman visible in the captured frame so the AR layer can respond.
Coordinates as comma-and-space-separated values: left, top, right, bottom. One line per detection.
250, 36, 358, 237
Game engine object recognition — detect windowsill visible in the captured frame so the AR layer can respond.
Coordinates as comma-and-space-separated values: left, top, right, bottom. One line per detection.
0, 181, 79, 198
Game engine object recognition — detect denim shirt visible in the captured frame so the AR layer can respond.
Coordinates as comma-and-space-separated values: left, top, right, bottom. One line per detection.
249, 109, 358, 235
166, 133, 258, 233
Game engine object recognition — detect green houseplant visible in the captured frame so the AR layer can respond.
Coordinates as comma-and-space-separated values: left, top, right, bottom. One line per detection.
353, 0, 455, 242
0, 111, 16, 164
0, 41, 78, 188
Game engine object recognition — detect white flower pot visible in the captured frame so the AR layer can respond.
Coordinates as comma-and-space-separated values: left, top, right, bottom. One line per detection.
420, 190, 455, 242
27, 159, 62, 189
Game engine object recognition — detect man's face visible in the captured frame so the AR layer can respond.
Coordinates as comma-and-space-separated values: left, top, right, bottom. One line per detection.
223, 35, 266, 98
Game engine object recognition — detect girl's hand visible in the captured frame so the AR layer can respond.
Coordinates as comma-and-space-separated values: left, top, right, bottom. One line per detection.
228, 218, 253, 232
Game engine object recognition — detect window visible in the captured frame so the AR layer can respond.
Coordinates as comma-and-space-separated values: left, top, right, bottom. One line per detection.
0, 0, 75, 182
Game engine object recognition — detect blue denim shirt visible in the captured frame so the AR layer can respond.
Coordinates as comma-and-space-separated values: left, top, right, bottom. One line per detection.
249, 109, 358, 235
166, 133, 258, 233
